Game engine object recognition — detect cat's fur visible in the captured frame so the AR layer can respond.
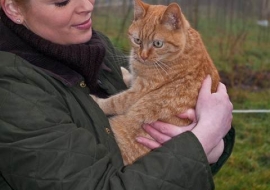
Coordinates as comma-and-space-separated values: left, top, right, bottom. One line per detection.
92, 0, 220, 165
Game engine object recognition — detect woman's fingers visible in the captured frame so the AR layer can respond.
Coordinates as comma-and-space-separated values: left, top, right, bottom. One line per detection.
137, 109, 197, 149
207, 140, 225, 164
137, 107, 198, 150
139, 120, 196, 146
136, 136, 161, 149
149, 121, 196, 137
178, 108, 197, 123
136, 121, 196, 149
142, 124, 172, 144
217, 82, 227, 93
198, 75, 212, 100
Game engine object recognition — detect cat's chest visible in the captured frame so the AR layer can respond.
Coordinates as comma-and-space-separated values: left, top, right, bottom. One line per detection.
133, 76, 199, 96
132, 77, 165, 92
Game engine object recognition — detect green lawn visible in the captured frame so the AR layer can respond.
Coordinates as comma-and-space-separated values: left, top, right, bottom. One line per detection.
214, 89, 270, 190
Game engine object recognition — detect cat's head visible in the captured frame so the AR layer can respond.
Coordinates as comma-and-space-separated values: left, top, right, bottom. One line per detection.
128, 0, 190, 66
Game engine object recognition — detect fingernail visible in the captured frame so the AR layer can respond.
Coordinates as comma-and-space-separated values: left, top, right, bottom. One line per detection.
136, 137, 142, 142
143, 123, 150, 129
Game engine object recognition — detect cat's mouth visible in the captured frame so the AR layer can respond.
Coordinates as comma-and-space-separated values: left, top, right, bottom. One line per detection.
133, 54, 159, 66
138, 57, 160, 66
133, 55, 148, 64
137, 58, 151, 65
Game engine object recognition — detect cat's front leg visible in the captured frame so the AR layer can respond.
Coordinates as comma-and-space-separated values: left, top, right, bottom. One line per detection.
90, 95, 117, 115
91, 82, 146, 115
91, 92, 135, 115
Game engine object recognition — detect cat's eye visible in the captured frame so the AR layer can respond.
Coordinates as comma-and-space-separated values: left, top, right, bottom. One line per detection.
55, 0, 70, 7
133, 38, 142, 45
153, 40, 163, 48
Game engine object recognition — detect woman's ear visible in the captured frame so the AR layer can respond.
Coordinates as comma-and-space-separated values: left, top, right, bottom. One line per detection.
1, 0, 24, 24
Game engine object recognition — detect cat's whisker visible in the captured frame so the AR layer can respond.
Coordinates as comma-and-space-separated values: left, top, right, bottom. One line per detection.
157, 60, 170, 69
155, 60, 169, 75
153, 62, 166, 80
154, 62, 167, 80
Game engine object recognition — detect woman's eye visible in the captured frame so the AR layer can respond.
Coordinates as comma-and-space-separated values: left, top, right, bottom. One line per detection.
55, 0, 70, 7
133, 38, 142, 45
153, 40, 163, 48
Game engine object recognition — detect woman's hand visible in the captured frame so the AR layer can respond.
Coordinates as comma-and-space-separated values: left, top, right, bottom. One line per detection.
191, 75, 233, 155
136, 109, 197, 149
207, 140, 224, 164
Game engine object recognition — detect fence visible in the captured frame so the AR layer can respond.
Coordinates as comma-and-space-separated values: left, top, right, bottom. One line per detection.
233, 110, 270, 113
94, 0, 270, 47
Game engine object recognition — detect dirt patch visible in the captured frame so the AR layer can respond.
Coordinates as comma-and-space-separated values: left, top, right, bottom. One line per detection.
219, 65, 270, 90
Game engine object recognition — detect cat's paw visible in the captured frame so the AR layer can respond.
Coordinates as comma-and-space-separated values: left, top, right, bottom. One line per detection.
121, 67, 132, 88
90, 94, 100, 103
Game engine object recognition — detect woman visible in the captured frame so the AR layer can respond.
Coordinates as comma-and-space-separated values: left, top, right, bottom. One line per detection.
0, 0, 234, 189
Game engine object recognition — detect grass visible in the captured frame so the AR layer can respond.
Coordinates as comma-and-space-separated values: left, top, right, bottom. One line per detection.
229, 89, 270, 109
92, 7, 270, 189
198, 18, 270, 73
214, 89, 270, 190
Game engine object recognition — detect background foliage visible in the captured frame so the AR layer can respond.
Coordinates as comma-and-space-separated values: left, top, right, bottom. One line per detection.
93, 0, 270, 189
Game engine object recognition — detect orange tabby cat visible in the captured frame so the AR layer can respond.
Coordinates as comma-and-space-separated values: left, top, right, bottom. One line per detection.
92, 0, 220, 165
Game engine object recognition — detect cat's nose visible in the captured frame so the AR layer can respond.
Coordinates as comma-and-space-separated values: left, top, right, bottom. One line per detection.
141, 55, 148, 61
140, 52, 148, 61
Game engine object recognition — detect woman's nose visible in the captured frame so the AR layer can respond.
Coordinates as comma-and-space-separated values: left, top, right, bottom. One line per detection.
75, 0, 94, 13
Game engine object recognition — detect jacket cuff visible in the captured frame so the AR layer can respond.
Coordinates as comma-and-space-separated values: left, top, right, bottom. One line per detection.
210, 127, 235, 175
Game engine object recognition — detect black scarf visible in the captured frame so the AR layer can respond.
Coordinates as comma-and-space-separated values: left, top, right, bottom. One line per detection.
0, 9, 106, 95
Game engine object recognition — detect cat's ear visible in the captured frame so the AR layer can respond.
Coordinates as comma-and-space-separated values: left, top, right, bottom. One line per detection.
161, 3, 190, 30
133, 0, 149, 21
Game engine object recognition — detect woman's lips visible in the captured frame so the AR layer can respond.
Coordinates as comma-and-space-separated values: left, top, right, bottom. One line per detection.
73, 18, 92, 30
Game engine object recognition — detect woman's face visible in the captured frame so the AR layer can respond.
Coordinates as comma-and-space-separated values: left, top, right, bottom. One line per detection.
21, 0, 95, 45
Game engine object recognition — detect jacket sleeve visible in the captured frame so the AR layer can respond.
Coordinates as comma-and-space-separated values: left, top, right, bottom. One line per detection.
0, 55, 217, 190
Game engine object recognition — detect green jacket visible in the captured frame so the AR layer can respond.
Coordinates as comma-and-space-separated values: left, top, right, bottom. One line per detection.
0, 33, 234, 190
